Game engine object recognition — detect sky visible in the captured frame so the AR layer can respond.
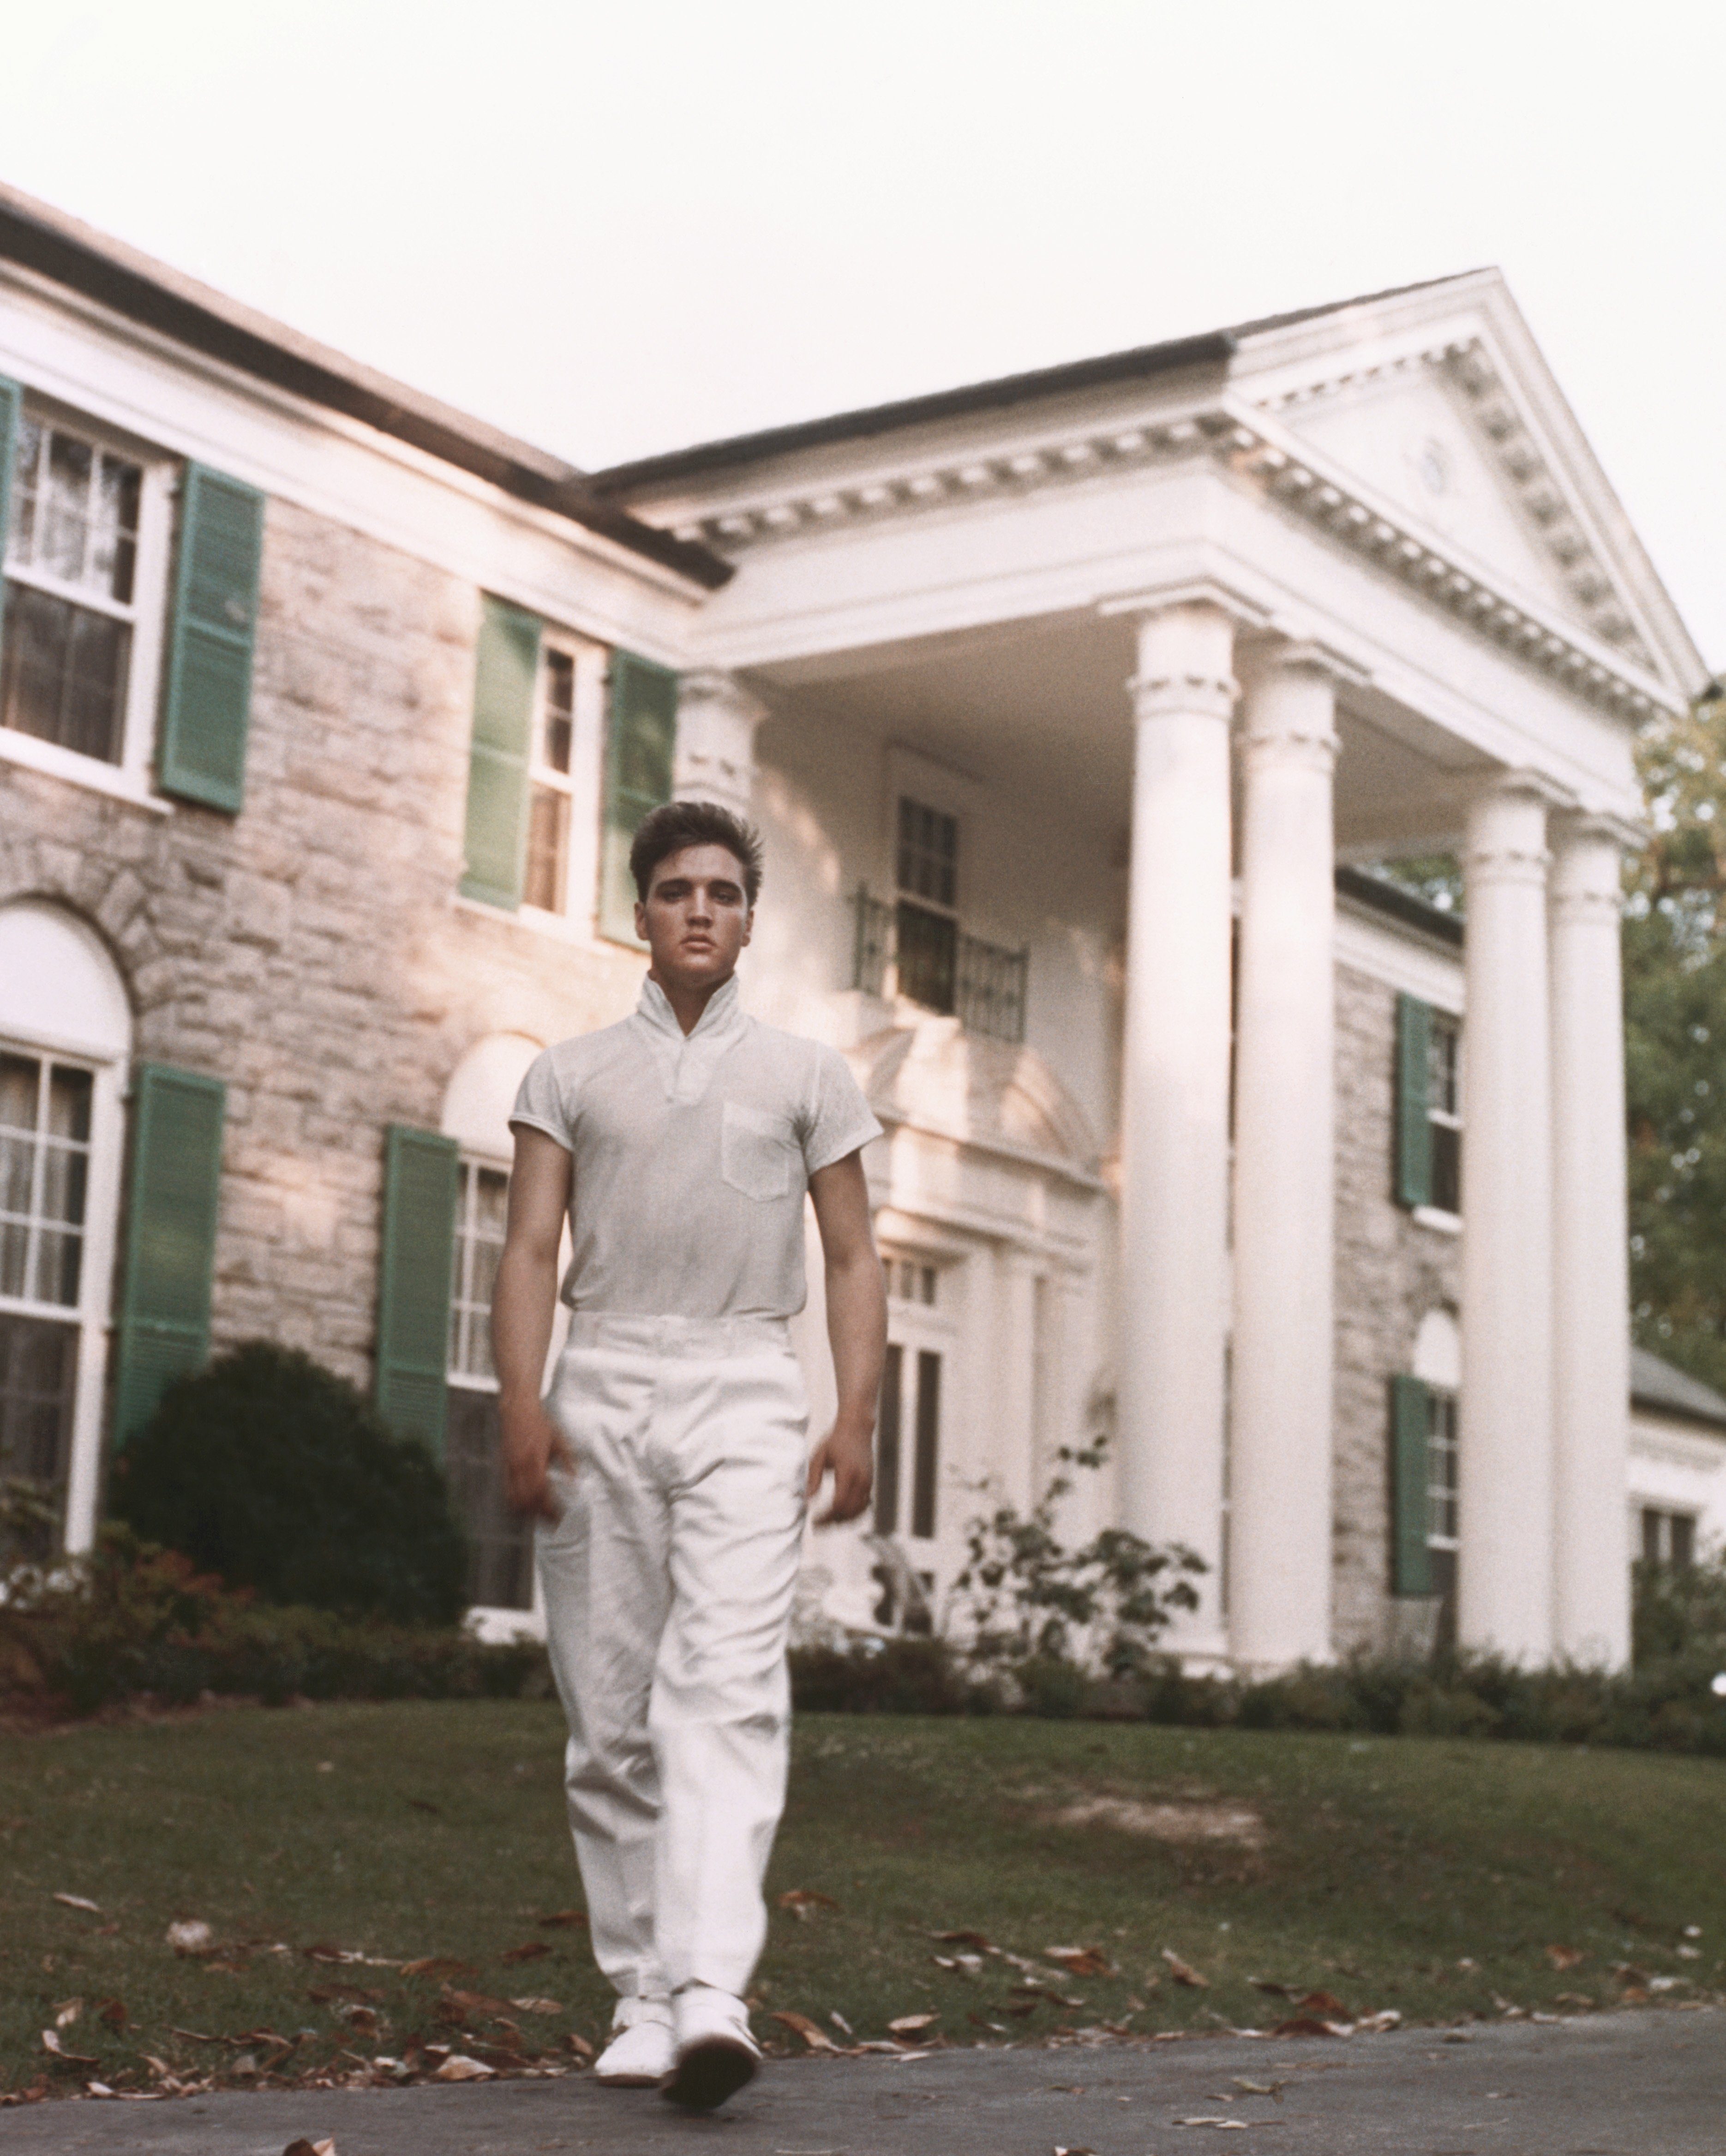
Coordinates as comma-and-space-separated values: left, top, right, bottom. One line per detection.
3, 0, 1721, 667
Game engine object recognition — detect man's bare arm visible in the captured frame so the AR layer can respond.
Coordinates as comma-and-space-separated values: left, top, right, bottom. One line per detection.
805, 1150, 887, 1525
491, 1125, 575, 1519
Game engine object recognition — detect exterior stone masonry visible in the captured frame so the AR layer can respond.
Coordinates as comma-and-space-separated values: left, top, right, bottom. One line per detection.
0, 497, 642, 1405
1330, 956, 1461, 1656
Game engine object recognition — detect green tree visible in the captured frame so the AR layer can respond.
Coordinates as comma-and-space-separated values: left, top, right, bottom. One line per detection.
1624, 683, 1726, 1390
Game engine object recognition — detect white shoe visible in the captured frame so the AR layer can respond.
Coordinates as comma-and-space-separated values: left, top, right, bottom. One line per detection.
593, 1995, 674, 2086
663, 1985, 761, 2112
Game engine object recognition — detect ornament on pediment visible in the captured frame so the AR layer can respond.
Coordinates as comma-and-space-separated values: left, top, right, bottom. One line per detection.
1251, 336, 1657, 674
845, 1015, 1102, 1178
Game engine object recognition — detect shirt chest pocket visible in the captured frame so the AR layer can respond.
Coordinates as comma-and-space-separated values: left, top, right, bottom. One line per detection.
721, 1100, 796, 1202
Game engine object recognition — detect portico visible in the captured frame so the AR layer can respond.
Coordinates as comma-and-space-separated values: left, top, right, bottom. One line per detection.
589, 270, 1705, 1670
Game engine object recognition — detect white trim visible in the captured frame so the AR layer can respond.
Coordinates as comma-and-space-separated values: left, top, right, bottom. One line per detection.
0, 263, 701, 667
1334, 902, 1464, 1012
1412, 1205, 1463, 1237
0, 721, 172, 810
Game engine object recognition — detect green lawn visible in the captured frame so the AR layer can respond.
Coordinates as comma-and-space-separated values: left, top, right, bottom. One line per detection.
2, 1703, 1722, 2096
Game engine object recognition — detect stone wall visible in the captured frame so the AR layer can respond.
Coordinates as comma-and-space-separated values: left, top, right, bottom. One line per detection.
0, 495, 644, 1393
1330, 958, 1461, 1656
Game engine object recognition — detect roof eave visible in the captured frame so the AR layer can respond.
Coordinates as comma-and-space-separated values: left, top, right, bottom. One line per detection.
0, 181, 731, 592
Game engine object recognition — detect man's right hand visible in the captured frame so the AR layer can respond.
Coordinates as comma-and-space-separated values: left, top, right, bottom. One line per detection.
500, 1392, 575, 1520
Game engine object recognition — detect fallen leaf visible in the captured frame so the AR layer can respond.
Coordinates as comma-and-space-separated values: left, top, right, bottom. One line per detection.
535, 1910, 587, 1928
86, 2082, 114, 2098
769, 2011, 839, 2051
282, 2142, 337, 2156
1545, 1944, 1585, 1970
1232, 2077, 1288, 2098
53, 2000, 82, 2029
96, 2000, 126, 2030
1162, 1951, 1209, 1988
165, 1920, 214, 1956
40, 2030, 98, 2065
341, 2008, 378, 2038
442, 1987, 519, 2017
1554, 1991, 1595, 2008
887, 2012, 939, 2038
1355, 2010, 1401, 2033
1053, 2146, 1097, 2154
499, 1940, 551, 1964
52, 1893, 101, 1914
400, 1957, 475, 1978
1296, 1989, 1350, 2018
564, 2032, 594, 2060
777, 1889, 840, 1921
1175, 2120, 1250, 2131
1271, 2015, 1350, 2038
433, 2055, 493, 2081
830, 2010, 854, 2036
509, 1997, 564, 2015
930, 1928, 992, 1948
1249, 1978, 1298, 1998
306, 1984, 385, 2005
1046, 1946, 1116, 1977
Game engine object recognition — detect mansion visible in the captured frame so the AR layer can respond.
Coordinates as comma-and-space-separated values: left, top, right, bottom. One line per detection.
0, 180, 1719, 1670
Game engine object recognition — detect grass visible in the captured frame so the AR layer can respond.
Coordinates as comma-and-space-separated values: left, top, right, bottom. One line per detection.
2, 1702, 1722, 2096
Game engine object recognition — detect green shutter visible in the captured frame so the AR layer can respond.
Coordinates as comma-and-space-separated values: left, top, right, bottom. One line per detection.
0, 374, 19, 626
599, 650, 677, 943
1390, 1374, 1434, 1597
1394, 992, 1433, 1208
112, 1064, 227, 1449
157, 464, 265, 811
459, 596, 541, 909
375, 1125, 459, 1456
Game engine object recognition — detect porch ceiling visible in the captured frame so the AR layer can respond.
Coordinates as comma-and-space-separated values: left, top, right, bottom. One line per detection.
748, 611, 1495, 859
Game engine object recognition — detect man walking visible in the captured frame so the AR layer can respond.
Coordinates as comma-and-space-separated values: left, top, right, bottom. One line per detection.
492, 799, 887, 2112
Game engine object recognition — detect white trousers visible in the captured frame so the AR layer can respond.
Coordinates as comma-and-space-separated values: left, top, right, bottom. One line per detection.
537, 1313, 809, 2000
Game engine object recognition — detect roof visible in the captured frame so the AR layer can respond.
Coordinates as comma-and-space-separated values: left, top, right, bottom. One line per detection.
0, 180, 731, 592
1630, 1347, 1726, 1432
1334, 865, 1465, 948
591, 274, 1479, 495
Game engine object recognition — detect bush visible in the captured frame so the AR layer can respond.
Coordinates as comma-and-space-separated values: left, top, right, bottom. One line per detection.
111, 1341, 467, 1626
1633, 1553, 1726, 1665
0, 1519, 550, 1716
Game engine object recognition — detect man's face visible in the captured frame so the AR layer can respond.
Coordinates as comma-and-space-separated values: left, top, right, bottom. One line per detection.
636, 842, 753, 989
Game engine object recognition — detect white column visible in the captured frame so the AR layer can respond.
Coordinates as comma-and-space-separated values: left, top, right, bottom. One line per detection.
994, 1246, 1040, 1515
1459, 778, 1555, 1662
1549, 817, 1632, 1667
674, 670, 766, 821
1117, 603, 1237, 1648
1229, 649, 1340, 1669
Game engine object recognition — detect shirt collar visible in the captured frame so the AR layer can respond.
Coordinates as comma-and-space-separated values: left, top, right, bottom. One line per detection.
636, 971, 744, 1043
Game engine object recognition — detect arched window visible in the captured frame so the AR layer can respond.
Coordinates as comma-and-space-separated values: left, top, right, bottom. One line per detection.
0, 901, 131, 1552
441, 1033, 546, 1625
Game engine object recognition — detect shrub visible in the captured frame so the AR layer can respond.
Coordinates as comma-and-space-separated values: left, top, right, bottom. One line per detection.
790, 1635, 983, 1715
1633, 1553, 1726, 1666
0, 1520, 550, 1715
111, 1341, 467, 1626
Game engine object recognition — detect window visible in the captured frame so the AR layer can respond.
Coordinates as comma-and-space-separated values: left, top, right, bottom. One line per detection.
885, 1256, 937, 1307
895, 796, 959, 1014
524, 646, 576, 913
1427, 1015, 1462, 1215
873, 1273, 943, 1543
0, 1049, 93, 1528
1641, 1507, 1696, 1569
444, 1157, 533, 1611
2, 414, 152, 766
1395, 994, 1462, 1216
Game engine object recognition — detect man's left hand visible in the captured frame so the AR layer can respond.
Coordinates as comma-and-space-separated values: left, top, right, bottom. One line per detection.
807, 1417, 874, 1525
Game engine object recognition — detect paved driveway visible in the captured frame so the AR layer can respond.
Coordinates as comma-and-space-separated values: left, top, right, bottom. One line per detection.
3, 2010, 1720, 2154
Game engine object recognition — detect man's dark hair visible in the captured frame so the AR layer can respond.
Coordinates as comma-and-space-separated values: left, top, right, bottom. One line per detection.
629, 799, 764, 907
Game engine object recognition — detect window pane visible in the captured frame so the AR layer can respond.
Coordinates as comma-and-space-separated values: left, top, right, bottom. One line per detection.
875, 1342, 903, 1535
0, 1054, 37, 1131
94, 453, 143, 604
896, 901, 958, 1014
1672, 1514, 1696, 1568
445, 1388, 535, 1609
0, 1133, 32, 1214
42, 430, 93, 583
0, 1221, 26, 1299
475, 1166, 509, 1234
1430, 1122, 1461, 1215
38, 1145, 87, 1228
542, 649, 575, 774
524, 785, 570, 913
1641, 1507, 1662, 1565
0, 586, 128, 764
33, 1228, 81, 1307
0, 1312, 78, 1503
6, 416, 42, 565
47, 1066, 93, 1145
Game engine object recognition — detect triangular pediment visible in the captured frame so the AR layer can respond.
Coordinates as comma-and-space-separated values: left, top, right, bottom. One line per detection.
1230, 274, 1706, 699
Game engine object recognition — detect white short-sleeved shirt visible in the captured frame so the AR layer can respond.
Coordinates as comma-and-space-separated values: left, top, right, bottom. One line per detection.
510, 974, 882, 1322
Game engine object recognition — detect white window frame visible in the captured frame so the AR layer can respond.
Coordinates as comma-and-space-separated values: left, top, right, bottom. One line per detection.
1426, 1386, 1460, 1555
878, 1248, 957, 1548
516, 625, 607, 938
0, 395, 175, 808
0, 1027, 125, 1552
1419, 1012, 1463, 1227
